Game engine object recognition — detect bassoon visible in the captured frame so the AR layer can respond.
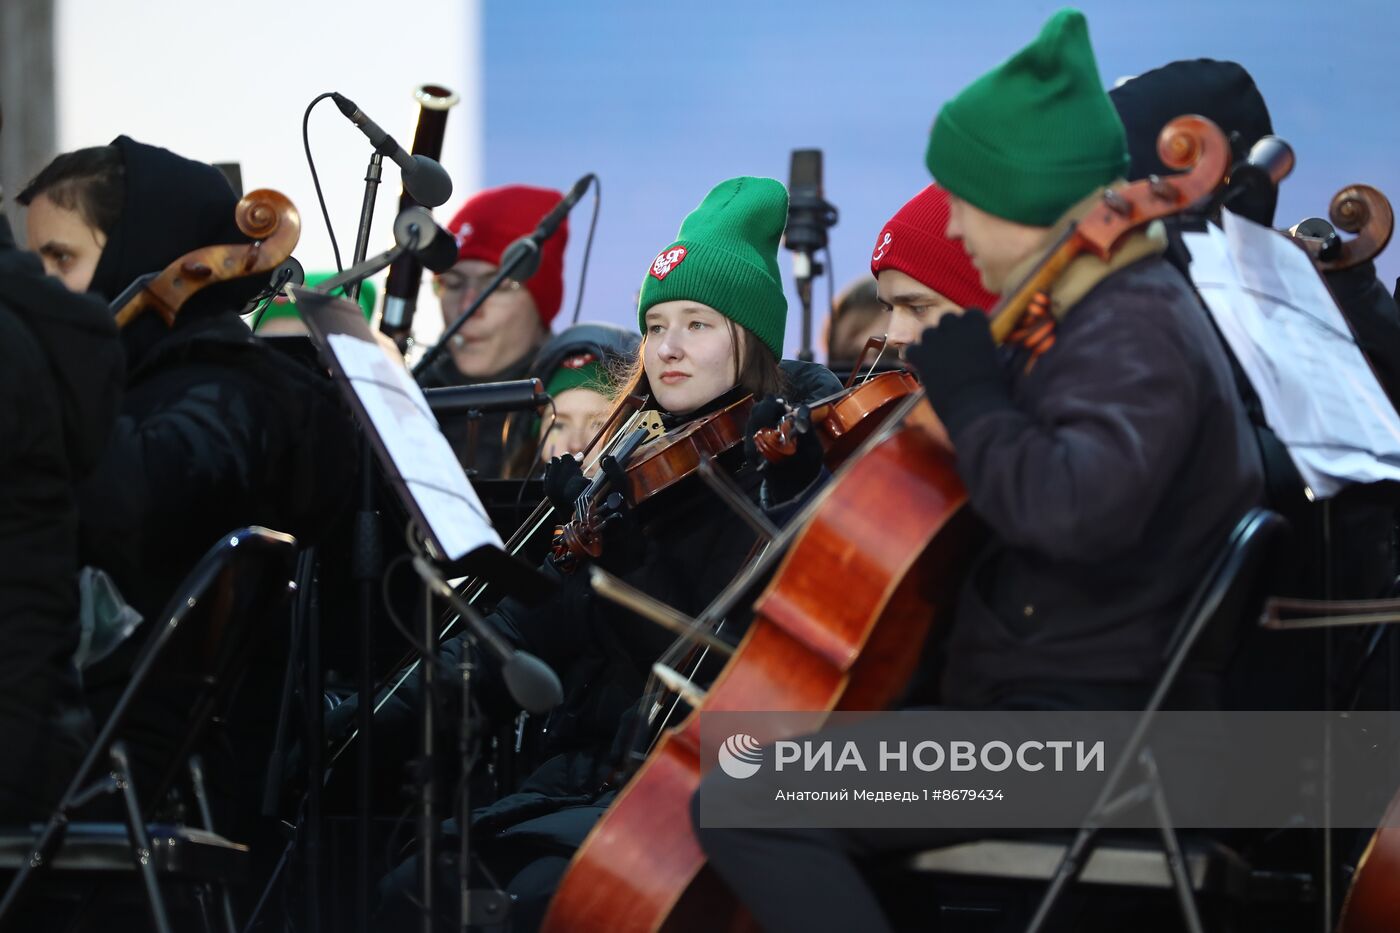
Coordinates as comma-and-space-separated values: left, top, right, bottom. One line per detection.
380, 84, 460, 349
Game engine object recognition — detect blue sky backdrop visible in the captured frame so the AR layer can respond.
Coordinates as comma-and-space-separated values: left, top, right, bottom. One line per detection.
484, 0, 1400, 355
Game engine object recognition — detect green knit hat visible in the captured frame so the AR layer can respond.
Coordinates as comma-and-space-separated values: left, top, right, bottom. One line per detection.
637, 176, 788, 359
925, 8, 1129, 226
254, 272, 376, 329
545, 358, 608, 398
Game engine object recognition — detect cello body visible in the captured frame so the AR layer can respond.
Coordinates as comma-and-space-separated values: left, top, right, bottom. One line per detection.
541, 396, 980, 932
1337, 788, 1400, 933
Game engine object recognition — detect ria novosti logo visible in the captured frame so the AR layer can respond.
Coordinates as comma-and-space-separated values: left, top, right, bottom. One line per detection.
717, 733, 764, 779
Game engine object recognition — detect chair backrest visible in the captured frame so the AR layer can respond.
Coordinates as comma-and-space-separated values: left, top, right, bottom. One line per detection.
1154, 508, 1289, 711
94, 527, 299, 810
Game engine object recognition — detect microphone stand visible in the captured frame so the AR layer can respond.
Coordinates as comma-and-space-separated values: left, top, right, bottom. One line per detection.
348, 152, 384, 302
410, 554, 562, 932
348, 149, 385, 933
792, 251, 824, 363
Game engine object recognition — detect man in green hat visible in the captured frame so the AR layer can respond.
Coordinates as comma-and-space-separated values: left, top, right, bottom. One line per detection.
692, 10, 1263, 931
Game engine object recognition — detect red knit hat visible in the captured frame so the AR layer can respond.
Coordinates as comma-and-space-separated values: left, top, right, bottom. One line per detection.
445, 184, 569, 327
869, 184, 999, 313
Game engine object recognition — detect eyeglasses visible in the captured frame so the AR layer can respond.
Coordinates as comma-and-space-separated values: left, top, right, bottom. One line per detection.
435, 269, 523, 305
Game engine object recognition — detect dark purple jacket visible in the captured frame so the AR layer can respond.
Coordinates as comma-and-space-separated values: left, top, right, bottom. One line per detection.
938, 255, 1264, 708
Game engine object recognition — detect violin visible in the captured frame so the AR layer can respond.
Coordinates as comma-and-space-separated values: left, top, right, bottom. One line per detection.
752, 338, 921, 470
541, 113, 1234, 933
112, 189, 300, 328
552, 395, 755, 567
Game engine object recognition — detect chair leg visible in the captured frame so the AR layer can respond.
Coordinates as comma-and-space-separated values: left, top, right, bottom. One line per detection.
111, 740, 174, 933
1024, 823, 1098, 933
0, 812, 69, 922
1141, 750, 1205, 933
188, 755, 239, 933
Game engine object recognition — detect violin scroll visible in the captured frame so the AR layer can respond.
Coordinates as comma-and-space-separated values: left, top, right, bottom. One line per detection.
751, 410, 805, 464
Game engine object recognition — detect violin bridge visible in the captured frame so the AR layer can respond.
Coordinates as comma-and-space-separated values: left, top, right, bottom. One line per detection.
636, 409, 666, 439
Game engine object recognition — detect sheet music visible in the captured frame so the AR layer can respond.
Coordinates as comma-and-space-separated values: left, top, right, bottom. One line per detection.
1184, 212, 1400, 499
326, 332, 503, 559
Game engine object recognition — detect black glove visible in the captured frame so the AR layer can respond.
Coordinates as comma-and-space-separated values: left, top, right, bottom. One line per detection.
744, 394, 823, 505
592, 453, 645, 571
543, 454, 588, 512
904, 311, 1011, 437
593, 454, 636, 536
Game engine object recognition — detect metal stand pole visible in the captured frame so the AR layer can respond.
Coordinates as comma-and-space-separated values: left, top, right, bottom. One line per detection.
347, 148, 386, 933
792, 251, 824, 363
347, 153, 384, 303
353, 442, 380, 933
419, 579, 437, 932
459, 655, 473, 932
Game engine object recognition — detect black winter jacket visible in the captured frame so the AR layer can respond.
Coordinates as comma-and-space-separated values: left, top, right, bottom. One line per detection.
0, 215, 124, 817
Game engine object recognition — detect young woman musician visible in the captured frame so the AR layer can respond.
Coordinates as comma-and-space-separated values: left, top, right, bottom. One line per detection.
369, 175, 841, 930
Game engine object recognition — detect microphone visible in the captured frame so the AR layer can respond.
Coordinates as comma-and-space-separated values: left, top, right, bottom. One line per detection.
311, 207, 456, 297
422, 378, 549, 416
392, 206, 457, 273
498, 174, 595, 283
784, 149, 837, 277
783, 149, 838, 362
533, 173, 594, 242
411, 556, 563, 713
331, 92, 454, 207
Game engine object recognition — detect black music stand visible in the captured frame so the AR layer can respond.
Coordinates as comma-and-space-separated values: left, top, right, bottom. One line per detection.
296, 287, 558, 930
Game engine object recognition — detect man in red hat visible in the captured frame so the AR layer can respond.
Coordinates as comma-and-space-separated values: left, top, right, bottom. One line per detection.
868, 183, 999, 355
421, 184, 570, 475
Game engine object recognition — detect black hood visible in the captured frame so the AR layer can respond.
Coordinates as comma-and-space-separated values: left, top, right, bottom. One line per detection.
90, 137, 263, 368
0, 215, 124, 475
1109, 59, 1277, 226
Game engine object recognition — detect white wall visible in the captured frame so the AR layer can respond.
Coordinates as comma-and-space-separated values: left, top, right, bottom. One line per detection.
55, 0, 481, 342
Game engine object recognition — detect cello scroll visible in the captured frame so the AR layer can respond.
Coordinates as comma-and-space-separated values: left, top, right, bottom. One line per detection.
1325, 184, 1394, 271
990, 114, 1231, 342
114, 188, 301, 328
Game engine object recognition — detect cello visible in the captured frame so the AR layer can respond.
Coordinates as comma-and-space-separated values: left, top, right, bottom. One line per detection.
1289, 184, 1394, 272
541, 113, 1234, 933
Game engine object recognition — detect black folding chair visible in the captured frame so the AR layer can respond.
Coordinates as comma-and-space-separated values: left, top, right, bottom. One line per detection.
0, 527, 298, 933
905, 508, 1294, 933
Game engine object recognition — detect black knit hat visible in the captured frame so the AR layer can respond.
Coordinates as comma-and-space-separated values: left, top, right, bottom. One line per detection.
1109, 60, 1276, 225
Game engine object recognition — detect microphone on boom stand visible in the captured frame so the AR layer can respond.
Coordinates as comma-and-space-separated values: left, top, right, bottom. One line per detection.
783, 149, 838, 363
